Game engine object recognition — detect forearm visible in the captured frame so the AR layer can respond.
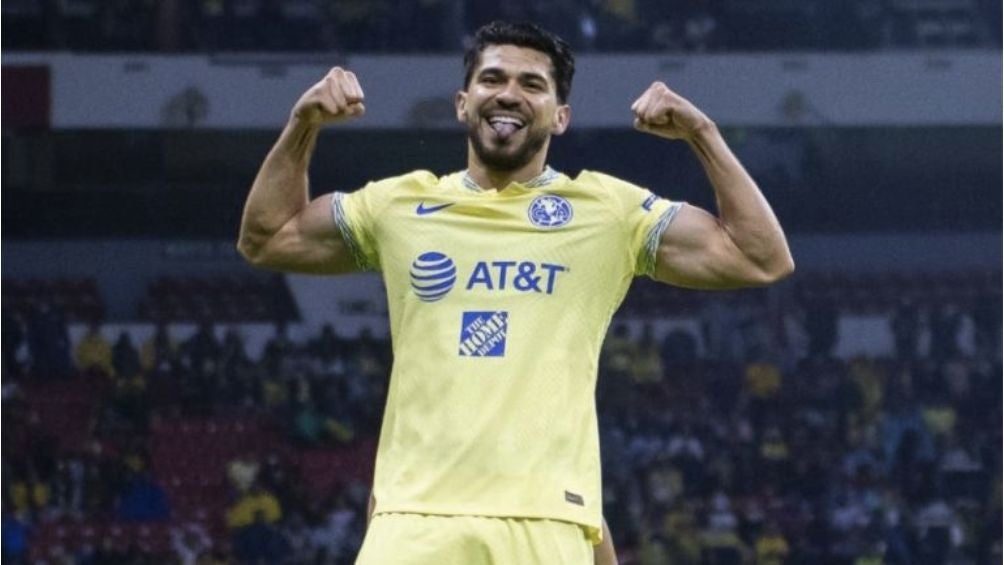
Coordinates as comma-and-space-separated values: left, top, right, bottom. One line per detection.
237, 117, 320, 258
688, 124, 793, 278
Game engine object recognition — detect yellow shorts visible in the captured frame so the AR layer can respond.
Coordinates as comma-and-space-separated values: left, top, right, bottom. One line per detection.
355, 513, 593, 565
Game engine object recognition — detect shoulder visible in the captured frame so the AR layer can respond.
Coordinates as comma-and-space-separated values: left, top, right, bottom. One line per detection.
572, 170, 640, 188
341, 170, 441, 217
572, 170, 649, 196
361, 170, 440, 193
571, 169, 654, 207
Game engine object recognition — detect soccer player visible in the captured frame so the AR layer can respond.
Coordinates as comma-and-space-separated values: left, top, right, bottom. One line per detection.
238, 20, 793, 565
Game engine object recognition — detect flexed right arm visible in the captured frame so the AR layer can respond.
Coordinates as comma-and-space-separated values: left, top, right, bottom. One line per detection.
237, 67, 365, 274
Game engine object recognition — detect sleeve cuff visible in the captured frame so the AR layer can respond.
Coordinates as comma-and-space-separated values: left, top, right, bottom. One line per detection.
641, 202, 683, 277
331, 192, 376, 271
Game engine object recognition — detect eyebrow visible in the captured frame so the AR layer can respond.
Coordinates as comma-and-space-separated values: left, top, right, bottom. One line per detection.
478, 67, 551, 86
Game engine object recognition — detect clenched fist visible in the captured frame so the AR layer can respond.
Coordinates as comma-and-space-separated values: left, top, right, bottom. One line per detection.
291, 67, 366, 126
631, 81, 713, 141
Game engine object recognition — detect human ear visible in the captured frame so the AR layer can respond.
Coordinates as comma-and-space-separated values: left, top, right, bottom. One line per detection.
551, 104, 571, 135
455, 91, 469, 123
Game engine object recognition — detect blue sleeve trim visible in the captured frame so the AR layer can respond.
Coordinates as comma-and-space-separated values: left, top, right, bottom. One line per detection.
642, 202, 683, 276
331, 192, 374, 271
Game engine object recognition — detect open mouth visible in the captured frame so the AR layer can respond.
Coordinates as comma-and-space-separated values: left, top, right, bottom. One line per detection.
485, 114, 526, 140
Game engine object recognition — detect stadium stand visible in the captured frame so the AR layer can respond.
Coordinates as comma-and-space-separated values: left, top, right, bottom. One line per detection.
2, 268, 1000, 563
2, 2, 999, 563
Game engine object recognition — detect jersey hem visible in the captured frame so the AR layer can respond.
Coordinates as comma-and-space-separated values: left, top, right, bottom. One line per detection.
371, 504, 603, 544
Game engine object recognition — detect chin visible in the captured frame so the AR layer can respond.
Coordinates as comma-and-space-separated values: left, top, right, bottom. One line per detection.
480, 153, 530, 172
467, 121, 547, 172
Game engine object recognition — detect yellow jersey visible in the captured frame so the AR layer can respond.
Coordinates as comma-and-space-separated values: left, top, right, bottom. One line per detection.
332, 167, 680, 539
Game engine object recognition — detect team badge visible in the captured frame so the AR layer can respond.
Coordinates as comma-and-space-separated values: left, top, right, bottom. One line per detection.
410, 251, 456, 302
527, 194, 573, 229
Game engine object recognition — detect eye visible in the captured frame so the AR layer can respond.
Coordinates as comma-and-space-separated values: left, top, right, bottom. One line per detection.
522, 78, 548, 92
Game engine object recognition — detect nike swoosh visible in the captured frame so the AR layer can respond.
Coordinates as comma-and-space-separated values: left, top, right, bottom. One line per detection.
416, 202, 455, 215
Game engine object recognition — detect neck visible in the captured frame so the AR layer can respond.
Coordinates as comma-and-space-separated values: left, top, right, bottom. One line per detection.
465, 142, 550, 191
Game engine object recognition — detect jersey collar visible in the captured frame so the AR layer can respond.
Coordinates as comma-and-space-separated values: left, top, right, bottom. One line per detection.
461, 166, 560, 192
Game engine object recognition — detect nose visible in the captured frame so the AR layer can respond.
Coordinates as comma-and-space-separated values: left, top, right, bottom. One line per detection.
495, 80, 521, 107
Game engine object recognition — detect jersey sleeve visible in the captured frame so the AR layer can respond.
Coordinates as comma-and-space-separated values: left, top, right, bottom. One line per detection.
330, 170, 438, 272
331, 184, 382, 272
583, 171, 683, 277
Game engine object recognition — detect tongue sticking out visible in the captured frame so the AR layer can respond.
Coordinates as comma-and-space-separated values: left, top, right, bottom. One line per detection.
490, 121, 519, 140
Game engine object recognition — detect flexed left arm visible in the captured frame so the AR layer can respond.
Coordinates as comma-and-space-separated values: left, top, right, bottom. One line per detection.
632, 81, 794, 289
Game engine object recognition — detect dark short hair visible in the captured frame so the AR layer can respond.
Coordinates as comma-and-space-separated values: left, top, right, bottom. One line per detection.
463, 21, 575, 104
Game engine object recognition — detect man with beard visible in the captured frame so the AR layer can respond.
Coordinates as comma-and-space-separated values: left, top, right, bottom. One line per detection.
238, 20, 793, 565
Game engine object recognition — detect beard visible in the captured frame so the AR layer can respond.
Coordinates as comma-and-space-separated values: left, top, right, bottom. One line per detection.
466, 119, 549, 172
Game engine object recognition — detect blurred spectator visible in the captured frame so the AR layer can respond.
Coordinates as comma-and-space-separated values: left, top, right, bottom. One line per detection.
50, 455, 86, 519
758, 426, 791, 485
7, 463, 51, 518
667, 426, 706, 494
631, 324, 664, 386
308, 323, 345, 368
2, 308, 28, 379
848, 356, 884, 425
27, 301, 73, 379
171, 522, 213, 565
180, 321, 221, 414
929, 302, 964, 361
353, 328, 389, 381
663, 507, 701, 564
603, 323, 637, 377
662, 327, 699, 368
700, 297, 742, 363
307, 491, 360, 562
1, 512, 30, 563
744, 358, 782, 430
219, 328, 255, 406
233, 510, 291, 564
116, 470, 170, 522
645, 459, 683, 512
140, 321, 178, 375
755, 520, 791, 565
282, 511, 314, 560
226, 483, 282, 530
804, 296, 839, 358
182, 320, 220, 375
227, 456, 260, 495
890, 296, 921, 360
112, 331, 142, 381
635, 531, 670, 565
700, 515, 750, 564
262, 321, 293, 378
914, 494, 964, 563
292, 397, 355, 448
75, 321, 113, 378
84, 537, 129, 565
781, 304, 809, 369
971, 287, 1001, 356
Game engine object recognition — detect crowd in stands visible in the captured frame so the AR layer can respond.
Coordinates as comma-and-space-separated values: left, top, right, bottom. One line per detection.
3, 304, 387, 564
598, 289, 1001, 564
3, 0, 999, 53
2, 269, 1001, 563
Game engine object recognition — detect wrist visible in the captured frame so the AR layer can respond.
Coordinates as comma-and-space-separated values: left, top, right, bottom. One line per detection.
687, 119, 719, 145
288, 112, 323, 133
